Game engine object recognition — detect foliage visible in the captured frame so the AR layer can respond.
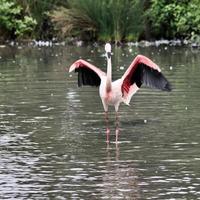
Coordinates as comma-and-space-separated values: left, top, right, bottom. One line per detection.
0, 0, 200, 42
49, 0, 144, 42
0, 0, 36, 38
146, 0, 200, 39
16, 0, 67, 39
49, 6, 96, 40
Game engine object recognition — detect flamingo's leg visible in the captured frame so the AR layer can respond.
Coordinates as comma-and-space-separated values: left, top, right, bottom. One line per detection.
115, 111, 120, 142
105, 111, 110, 143
115, 104, 120, 142
102, 100, 110, 143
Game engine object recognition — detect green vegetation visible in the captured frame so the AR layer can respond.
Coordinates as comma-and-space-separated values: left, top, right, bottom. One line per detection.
0, 0, 200, 43
16, 0, 67, 39
49, 0, 144, 42
146, 0, 200, 40
0, 0, 36, 39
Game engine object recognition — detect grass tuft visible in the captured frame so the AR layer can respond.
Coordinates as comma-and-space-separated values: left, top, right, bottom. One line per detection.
49, 0, 144, 42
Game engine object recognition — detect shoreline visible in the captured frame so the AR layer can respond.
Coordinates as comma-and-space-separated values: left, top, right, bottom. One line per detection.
0, 38, 200, 48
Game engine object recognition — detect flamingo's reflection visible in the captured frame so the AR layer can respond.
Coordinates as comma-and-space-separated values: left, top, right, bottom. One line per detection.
99, 143, 140, 199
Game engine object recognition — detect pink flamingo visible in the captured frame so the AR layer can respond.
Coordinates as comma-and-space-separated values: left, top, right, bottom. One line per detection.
69, 43, 171, 143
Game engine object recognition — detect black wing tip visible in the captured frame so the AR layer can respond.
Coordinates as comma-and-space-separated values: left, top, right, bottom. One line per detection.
163, 81, 172, 92
75, 67, 101, 87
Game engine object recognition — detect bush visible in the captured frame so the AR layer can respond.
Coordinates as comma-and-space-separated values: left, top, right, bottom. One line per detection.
17, 0, 67, 39
49, 0, 145, 43
146, 0, 200, 39
0, 0, 37, 39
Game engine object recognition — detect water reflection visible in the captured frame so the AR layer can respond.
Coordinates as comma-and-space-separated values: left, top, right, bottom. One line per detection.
103, 143, 140, 199
0, 44, 200, 199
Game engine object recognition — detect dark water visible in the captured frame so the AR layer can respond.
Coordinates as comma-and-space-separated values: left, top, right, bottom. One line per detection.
0, 44, 200, 199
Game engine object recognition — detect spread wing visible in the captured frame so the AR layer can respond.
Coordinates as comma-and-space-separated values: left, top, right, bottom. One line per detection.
69, 59, 106, 87
121, 55, 171, 104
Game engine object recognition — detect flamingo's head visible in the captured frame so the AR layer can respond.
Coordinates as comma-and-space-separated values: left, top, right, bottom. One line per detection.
105, 43, 111, 53
105, 43, 111, 58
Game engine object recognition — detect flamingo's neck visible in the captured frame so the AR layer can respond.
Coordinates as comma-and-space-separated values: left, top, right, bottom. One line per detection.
106, 56, 112, 92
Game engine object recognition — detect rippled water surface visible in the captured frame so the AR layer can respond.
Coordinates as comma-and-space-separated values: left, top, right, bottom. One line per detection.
0, 44, 200, 199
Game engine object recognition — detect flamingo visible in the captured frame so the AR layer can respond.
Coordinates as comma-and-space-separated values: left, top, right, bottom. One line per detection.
69, 43, 171, 143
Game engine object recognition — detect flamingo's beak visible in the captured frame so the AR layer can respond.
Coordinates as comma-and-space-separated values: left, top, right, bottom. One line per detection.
107, 52, 111, 59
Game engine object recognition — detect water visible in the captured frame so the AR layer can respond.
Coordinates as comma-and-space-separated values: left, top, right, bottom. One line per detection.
0, 44, 200, 199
